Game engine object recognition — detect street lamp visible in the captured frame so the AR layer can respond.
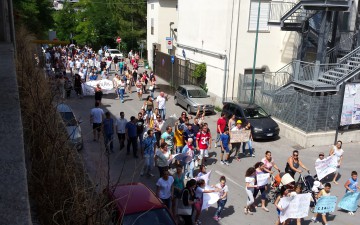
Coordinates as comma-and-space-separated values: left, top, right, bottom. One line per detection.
250, 0, 261, 104
169, 22, 174, 55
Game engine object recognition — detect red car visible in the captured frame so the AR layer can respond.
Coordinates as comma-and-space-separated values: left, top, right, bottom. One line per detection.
106, 183, 176, 225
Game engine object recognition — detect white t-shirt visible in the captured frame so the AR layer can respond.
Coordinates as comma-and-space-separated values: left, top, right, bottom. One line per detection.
216, 183, 228, 200
156, 96, 166, 109
245, 176, 255, 193
332, 146, 344, 165
116, 118, 128, 134
91, 108, 104, 123
156, 176, 174, 199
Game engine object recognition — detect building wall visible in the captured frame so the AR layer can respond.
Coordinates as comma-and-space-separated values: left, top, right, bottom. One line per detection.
176, 0, 299, 104
147, 0, 177, 69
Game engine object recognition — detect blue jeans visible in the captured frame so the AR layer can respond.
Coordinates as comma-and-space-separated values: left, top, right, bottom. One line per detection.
137, 133, 143, 147
142, 154, 154, 174
215, 199, 227, 217
104, 133, 114, 152
118, 88, 125, 102
146, 109, 152, 118
176, 146, 184, 154
159, 108, 166, 120
242, 140, 253, 155
150, 90, 154, 99
184, 160, 194, 178
161, 197, 172, 210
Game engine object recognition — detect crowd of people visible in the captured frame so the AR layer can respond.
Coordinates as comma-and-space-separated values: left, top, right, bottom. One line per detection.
45, 44, 359, 225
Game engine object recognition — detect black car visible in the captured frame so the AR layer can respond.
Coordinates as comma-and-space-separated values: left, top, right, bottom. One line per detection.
222, 102, 280, 139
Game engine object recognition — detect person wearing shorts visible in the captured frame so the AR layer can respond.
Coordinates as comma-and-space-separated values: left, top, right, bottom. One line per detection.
220, 127, 230, 165
196, 124, 211, 166
135, 77, 143, 100
90, 102, 104, 141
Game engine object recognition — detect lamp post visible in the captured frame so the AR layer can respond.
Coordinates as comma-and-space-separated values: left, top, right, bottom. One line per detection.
169, 22, 174, 55
250, 0, 261, 104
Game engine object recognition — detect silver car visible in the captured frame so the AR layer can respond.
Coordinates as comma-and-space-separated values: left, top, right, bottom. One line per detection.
174, 85, 215, 114
56, 103, 83, 150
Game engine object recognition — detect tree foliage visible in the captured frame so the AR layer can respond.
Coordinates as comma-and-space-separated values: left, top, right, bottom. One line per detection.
13, 0, 54, 37
53, 0, 147, 51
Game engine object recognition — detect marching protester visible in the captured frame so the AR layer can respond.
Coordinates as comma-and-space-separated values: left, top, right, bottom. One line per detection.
253, 162, 269, 212
213, 176, 229, 222
230, 120, 243, 161
183, 138, 195, 180
141, 129, 157, 177
219, 127, 230, 165
156, 170, 174, 210
284, 150, 309, 178
274, 186, 290, 225
244, 167, 257, 215
155, 142, 172, 177
329, 140, 344, 184
342, 171, 360, 215
172, 164, 185, 215
102, 111, 115, 154
178, 179, 197, 225
242, 122, 255, 157
261, 151, 281, 174
311, 182, 332, 224
115, 111, 127, 150
90, 102, 104, 142
215, 113, 227, 148
196, 124, 211, 166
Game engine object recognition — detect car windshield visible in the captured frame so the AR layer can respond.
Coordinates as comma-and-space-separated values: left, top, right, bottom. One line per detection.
60, 112, 77, 126
110, 50, 121, 54
187, 89, 207, 98
123, 208, 175, 225
243, 107, 269, 119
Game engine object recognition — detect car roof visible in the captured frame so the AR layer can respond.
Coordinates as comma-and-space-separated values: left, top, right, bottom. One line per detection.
108, 49, 120, 52
56, 103, 73, 113
223, 101, 260, 109
179, 84, 203, 90
109, 183, 165, 216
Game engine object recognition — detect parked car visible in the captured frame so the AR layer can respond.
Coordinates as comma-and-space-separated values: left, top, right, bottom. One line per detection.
56, 103, 83, 150
105, 183, 176, 225
174, 85, 215, 114
105, 49, 123, 58
222, 102, 280, 139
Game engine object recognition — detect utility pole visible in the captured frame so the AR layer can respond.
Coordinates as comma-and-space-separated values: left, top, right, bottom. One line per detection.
250, 0, 261, 104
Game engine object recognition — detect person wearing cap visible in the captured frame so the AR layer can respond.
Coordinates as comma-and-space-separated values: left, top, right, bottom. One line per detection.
230, 120, 243, 161
316, 152, 325, 163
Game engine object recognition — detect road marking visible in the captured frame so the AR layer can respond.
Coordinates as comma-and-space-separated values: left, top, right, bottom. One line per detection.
215, 170, 246, 190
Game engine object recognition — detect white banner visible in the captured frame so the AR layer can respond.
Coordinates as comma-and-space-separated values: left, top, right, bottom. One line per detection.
279, 193, 311, 223
82, 79, 114, 96
197, 170, 211, 186
315, 155, 338, 181
202, 189, 219, 211
256, 173, 270, 187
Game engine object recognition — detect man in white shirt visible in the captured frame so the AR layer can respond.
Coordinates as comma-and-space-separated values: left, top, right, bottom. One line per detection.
116, 111, 128, 150
90, 102, 105, 141
156, 92, 168, 120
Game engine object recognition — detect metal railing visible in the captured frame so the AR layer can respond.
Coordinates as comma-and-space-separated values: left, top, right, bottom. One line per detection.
326, 31, 358, 63
268, 1, 296, 23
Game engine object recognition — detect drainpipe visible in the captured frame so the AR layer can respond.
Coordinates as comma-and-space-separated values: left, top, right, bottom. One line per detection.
176, 43, 227, 102
231, 0, 241, 100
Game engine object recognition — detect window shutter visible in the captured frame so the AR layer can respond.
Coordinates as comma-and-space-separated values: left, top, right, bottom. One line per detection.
249, 1, 270, 31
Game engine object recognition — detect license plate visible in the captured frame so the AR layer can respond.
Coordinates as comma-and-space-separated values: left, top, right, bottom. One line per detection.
266, 133, 273, 136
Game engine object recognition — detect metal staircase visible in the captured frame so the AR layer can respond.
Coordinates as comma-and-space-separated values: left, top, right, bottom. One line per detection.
269, 0, 350, 31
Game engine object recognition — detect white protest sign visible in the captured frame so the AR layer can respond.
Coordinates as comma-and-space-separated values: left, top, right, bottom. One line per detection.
197, 170, 211, 186
82, 79, 114, 96
315, 156, 338, 181
314, 196, 337, 214
256, 173, 270, 186
201, 185, 220, 210
279, 193, 312, 223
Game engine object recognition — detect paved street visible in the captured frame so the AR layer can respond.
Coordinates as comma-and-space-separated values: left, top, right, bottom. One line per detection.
66, 69, 359, 225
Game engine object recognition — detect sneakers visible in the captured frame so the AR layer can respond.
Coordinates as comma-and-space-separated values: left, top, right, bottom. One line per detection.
251, 154, 255, 157
213, 216, 219, 222
311, 217, 319, 223
185, 175, 189, 180
214, 142, 217, 148
220, 161, 225, 165
348, 211, 354, 215
224, 161, 229, 166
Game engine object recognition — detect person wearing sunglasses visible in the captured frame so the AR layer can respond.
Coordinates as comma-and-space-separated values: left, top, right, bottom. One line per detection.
285, 150, 309, 178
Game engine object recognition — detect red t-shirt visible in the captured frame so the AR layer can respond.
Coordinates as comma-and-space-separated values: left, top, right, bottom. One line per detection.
217, 117, 226, 133
196, 131, 211, 149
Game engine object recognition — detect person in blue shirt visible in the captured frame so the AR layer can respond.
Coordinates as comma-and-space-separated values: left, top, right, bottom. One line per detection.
184, 123, 196, 148
141, 129, 157, 176
126, 116, 138, 158
220, 127, 230, 165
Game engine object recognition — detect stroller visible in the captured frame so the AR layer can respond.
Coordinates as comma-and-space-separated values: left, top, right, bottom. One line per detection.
267, 172, 295, 203
297, 172, 322, 210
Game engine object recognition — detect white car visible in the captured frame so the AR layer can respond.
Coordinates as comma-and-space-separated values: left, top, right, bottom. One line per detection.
104, 49, 123, 59
56, 103, 83, 150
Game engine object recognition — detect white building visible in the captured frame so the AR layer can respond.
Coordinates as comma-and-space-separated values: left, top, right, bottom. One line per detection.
147, 0, 178, 69
147, 0, 300, 105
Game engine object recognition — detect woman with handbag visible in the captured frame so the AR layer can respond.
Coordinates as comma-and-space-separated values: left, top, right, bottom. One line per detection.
178, 179, 197, 225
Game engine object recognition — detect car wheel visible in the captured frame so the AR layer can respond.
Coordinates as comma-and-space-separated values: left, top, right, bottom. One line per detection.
174, 97, 178, 105
187, 105, 192, 114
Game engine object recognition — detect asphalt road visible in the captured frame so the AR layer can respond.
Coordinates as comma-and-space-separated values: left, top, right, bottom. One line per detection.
66, 68, 359, 225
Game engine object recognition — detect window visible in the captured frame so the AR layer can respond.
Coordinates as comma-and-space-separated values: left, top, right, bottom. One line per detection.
151, 18, 154, 35
151, 4, 154, 10
248, 0, 270, 32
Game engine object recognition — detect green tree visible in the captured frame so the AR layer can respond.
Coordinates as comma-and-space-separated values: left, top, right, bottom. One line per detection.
53, 2, 77, 41
13, 0, 54, 37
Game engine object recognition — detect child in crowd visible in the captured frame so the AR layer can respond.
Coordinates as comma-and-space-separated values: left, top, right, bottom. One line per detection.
311, 182, 332, 225
274, 186, 290, 225
344, 171, 360, 215
220, 127, 230, 165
